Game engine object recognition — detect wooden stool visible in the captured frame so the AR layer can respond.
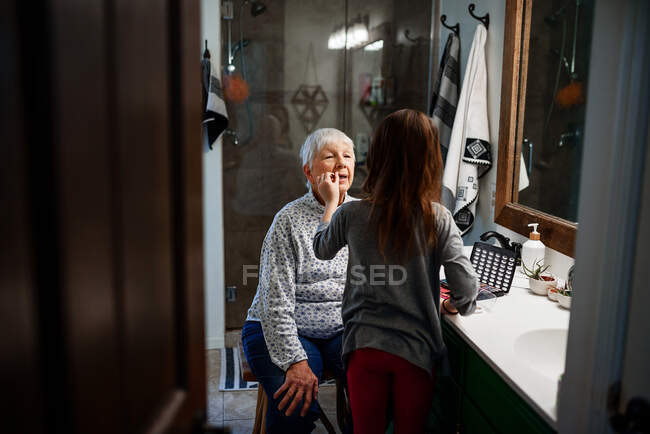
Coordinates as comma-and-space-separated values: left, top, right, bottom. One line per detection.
239, 342, 350, 434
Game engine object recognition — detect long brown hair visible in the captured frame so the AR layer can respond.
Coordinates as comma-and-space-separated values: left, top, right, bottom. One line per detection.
361, 109, 443, 261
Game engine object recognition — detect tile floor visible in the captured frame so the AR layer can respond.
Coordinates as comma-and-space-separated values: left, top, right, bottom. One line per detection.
206, 329, 342, 434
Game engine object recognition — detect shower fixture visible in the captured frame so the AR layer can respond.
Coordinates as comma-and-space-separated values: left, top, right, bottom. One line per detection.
250, 1, 266, 17
221, 0, 267, 145
544, 1, 581, 80
231, 39, 250, 61
540, 0, 583, 162
551, 48, 571, 76
543, 4, 568, 26
223, 1, 266, 73
223, 128, 239, 145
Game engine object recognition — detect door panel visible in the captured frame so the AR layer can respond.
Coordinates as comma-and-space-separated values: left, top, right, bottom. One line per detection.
0, 0, 45, 431
2, 0, 206, 431
113, 0, 177, 428
50, 0, 122, 431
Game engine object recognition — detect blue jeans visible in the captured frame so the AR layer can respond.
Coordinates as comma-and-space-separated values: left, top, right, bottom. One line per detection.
241, 320, 346, 434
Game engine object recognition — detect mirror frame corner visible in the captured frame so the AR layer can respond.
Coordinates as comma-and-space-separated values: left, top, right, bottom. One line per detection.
494, 0, 577, 258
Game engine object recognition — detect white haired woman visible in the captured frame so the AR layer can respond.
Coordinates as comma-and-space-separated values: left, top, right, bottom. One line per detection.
241, 128, 356, 433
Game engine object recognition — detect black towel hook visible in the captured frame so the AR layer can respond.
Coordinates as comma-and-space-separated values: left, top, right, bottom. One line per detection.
440, 14, 460, 36
468, 3, 489, 30
203, 39, 211, 59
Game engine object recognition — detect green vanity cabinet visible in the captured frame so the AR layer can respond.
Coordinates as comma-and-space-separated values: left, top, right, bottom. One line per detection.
427, 321, 556, 434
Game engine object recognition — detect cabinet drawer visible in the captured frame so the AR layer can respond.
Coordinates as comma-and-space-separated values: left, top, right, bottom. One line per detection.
463, 347, 555, 434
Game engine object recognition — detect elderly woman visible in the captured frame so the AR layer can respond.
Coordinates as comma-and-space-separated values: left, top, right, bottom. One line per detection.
241, 128, 356, 433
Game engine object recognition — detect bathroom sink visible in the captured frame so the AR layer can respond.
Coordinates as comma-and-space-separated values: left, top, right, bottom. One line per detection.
513, 329, 568, 380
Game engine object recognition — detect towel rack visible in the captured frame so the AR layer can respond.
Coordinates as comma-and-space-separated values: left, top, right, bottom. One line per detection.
440, 15, 460, 36
468, 3, 489, 30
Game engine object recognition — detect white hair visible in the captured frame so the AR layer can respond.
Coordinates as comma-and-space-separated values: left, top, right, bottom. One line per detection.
300, 128, 355, 189
300, 128, 354, 169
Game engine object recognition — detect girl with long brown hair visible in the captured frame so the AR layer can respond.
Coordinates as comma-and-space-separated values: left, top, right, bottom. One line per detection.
313, 109, 478, 433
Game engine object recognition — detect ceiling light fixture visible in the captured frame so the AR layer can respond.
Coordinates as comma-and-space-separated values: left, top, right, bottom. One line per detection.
327, 16, 369, 50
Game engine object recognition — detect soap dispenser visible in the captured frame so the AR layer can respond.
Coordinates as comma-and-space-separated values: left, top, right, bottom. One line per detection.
521, 223, 546, 270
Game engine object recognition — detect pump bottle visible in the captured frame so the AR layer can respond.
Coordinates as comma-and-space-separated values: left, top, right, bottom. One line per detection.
521, 223, 546, 270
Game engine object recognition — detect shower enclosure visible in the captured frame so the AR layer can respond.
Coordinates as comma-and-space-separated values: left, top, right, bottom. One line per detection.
518, 0, 594, 222
220, 0, 438, 328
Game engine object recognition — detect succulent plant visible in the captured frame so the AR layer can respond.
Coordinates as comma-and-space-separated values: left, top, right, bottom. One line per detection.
521, 258, 551, 280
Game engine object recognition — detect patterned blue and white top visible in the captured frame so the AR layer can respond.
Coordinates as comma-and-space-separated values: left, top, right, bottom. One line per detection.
246, 191, 357, 371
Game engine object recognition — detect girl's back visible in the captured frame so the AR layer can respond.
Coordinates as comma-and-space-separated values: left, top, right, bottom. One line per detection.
313, 199, 477, 375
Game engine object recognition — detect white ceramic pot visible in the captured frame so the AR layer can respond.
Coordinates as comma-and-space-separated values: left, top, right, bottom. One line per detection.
547, 286, 559, 301
557, 293, 572, 309
529, 276, 556, 295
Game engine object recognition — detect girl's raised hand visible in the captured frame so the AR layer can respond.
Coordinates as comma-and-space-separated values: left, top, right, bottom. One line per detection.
317, 172, 339, 206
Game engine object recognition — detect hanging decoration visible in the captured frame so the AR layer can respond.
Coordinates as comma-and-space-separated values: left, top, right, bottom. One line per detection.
291, 42, 328, 134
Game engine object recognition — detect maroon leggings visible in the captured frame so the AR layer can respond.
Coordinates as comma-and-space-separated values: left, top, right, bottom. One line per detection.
346, 348, 435, 434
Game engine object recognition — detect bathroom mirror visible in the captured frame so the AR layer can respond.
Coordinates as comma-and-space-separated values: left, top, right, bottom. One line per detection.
495, 0, 593, 258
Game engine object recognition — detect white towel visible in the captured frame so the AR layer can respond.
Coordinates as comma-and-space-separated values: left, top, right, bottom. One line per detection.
519, 154, 529, 190
442, 25, 492, 235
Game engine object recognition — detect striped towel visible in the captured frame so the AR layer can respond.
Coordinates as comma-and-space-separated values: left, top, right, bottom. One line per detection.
442, 25, 492, 235
430, 33, 460, 164
202, 58, 228, 149
219, 347, 258, 391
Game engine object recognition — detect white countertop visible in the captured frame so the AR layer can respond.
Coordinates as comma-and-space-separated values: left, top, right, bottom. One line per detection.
441, 246, 570, 429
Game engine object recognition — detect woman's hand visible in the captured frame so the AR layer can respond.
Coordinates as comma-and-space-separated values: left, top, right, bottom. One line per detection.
273, 360, 319, 417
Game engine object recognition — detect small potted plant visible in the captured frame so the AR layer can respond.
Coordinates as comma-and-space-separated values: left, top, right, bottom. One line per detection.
522, 258, 556, 295
556, 267, 574, 309
556, 286, 571, 309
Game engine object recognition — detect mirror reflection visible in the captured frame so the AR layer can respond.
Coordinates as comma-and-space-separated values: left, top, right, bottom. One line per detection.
517, 0, 594, 222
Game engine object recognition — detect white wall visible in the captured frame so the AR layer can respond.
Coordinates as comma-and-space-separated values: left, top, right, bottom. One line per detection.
201, 0, 225, 349
441, 0, 574, 279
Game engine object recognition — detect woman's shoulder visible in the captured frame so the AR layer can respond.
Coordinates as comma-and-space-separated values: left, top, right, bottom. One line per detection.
276, 195, 303, 215
270, 193, 319, 229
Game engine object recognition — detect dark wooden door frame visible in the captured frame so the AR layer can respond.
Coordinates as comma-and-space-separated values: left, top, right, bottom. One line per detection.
2, 0, 206, 431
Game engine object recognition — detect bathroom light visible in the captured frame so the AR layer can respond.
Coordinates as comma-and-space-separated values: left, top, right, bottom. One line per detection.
347, 21, 368, 49
328, 26, 346, 50
327, 19, 369, 50
364, 39, 383, 51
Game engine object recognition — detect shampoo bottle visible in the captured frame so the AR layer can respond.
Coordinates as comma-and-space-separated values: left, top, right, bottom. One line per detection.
521, 223, 546, 270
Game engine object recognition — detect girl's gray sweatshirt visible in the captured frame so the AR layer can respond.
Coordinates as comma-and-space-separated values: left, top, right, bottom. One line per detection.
313, 200, 478, 376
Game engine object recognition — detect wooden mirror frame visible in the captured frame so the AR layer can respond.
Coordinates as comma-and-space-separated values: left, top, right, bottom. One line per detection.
495, 0, 577, 258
